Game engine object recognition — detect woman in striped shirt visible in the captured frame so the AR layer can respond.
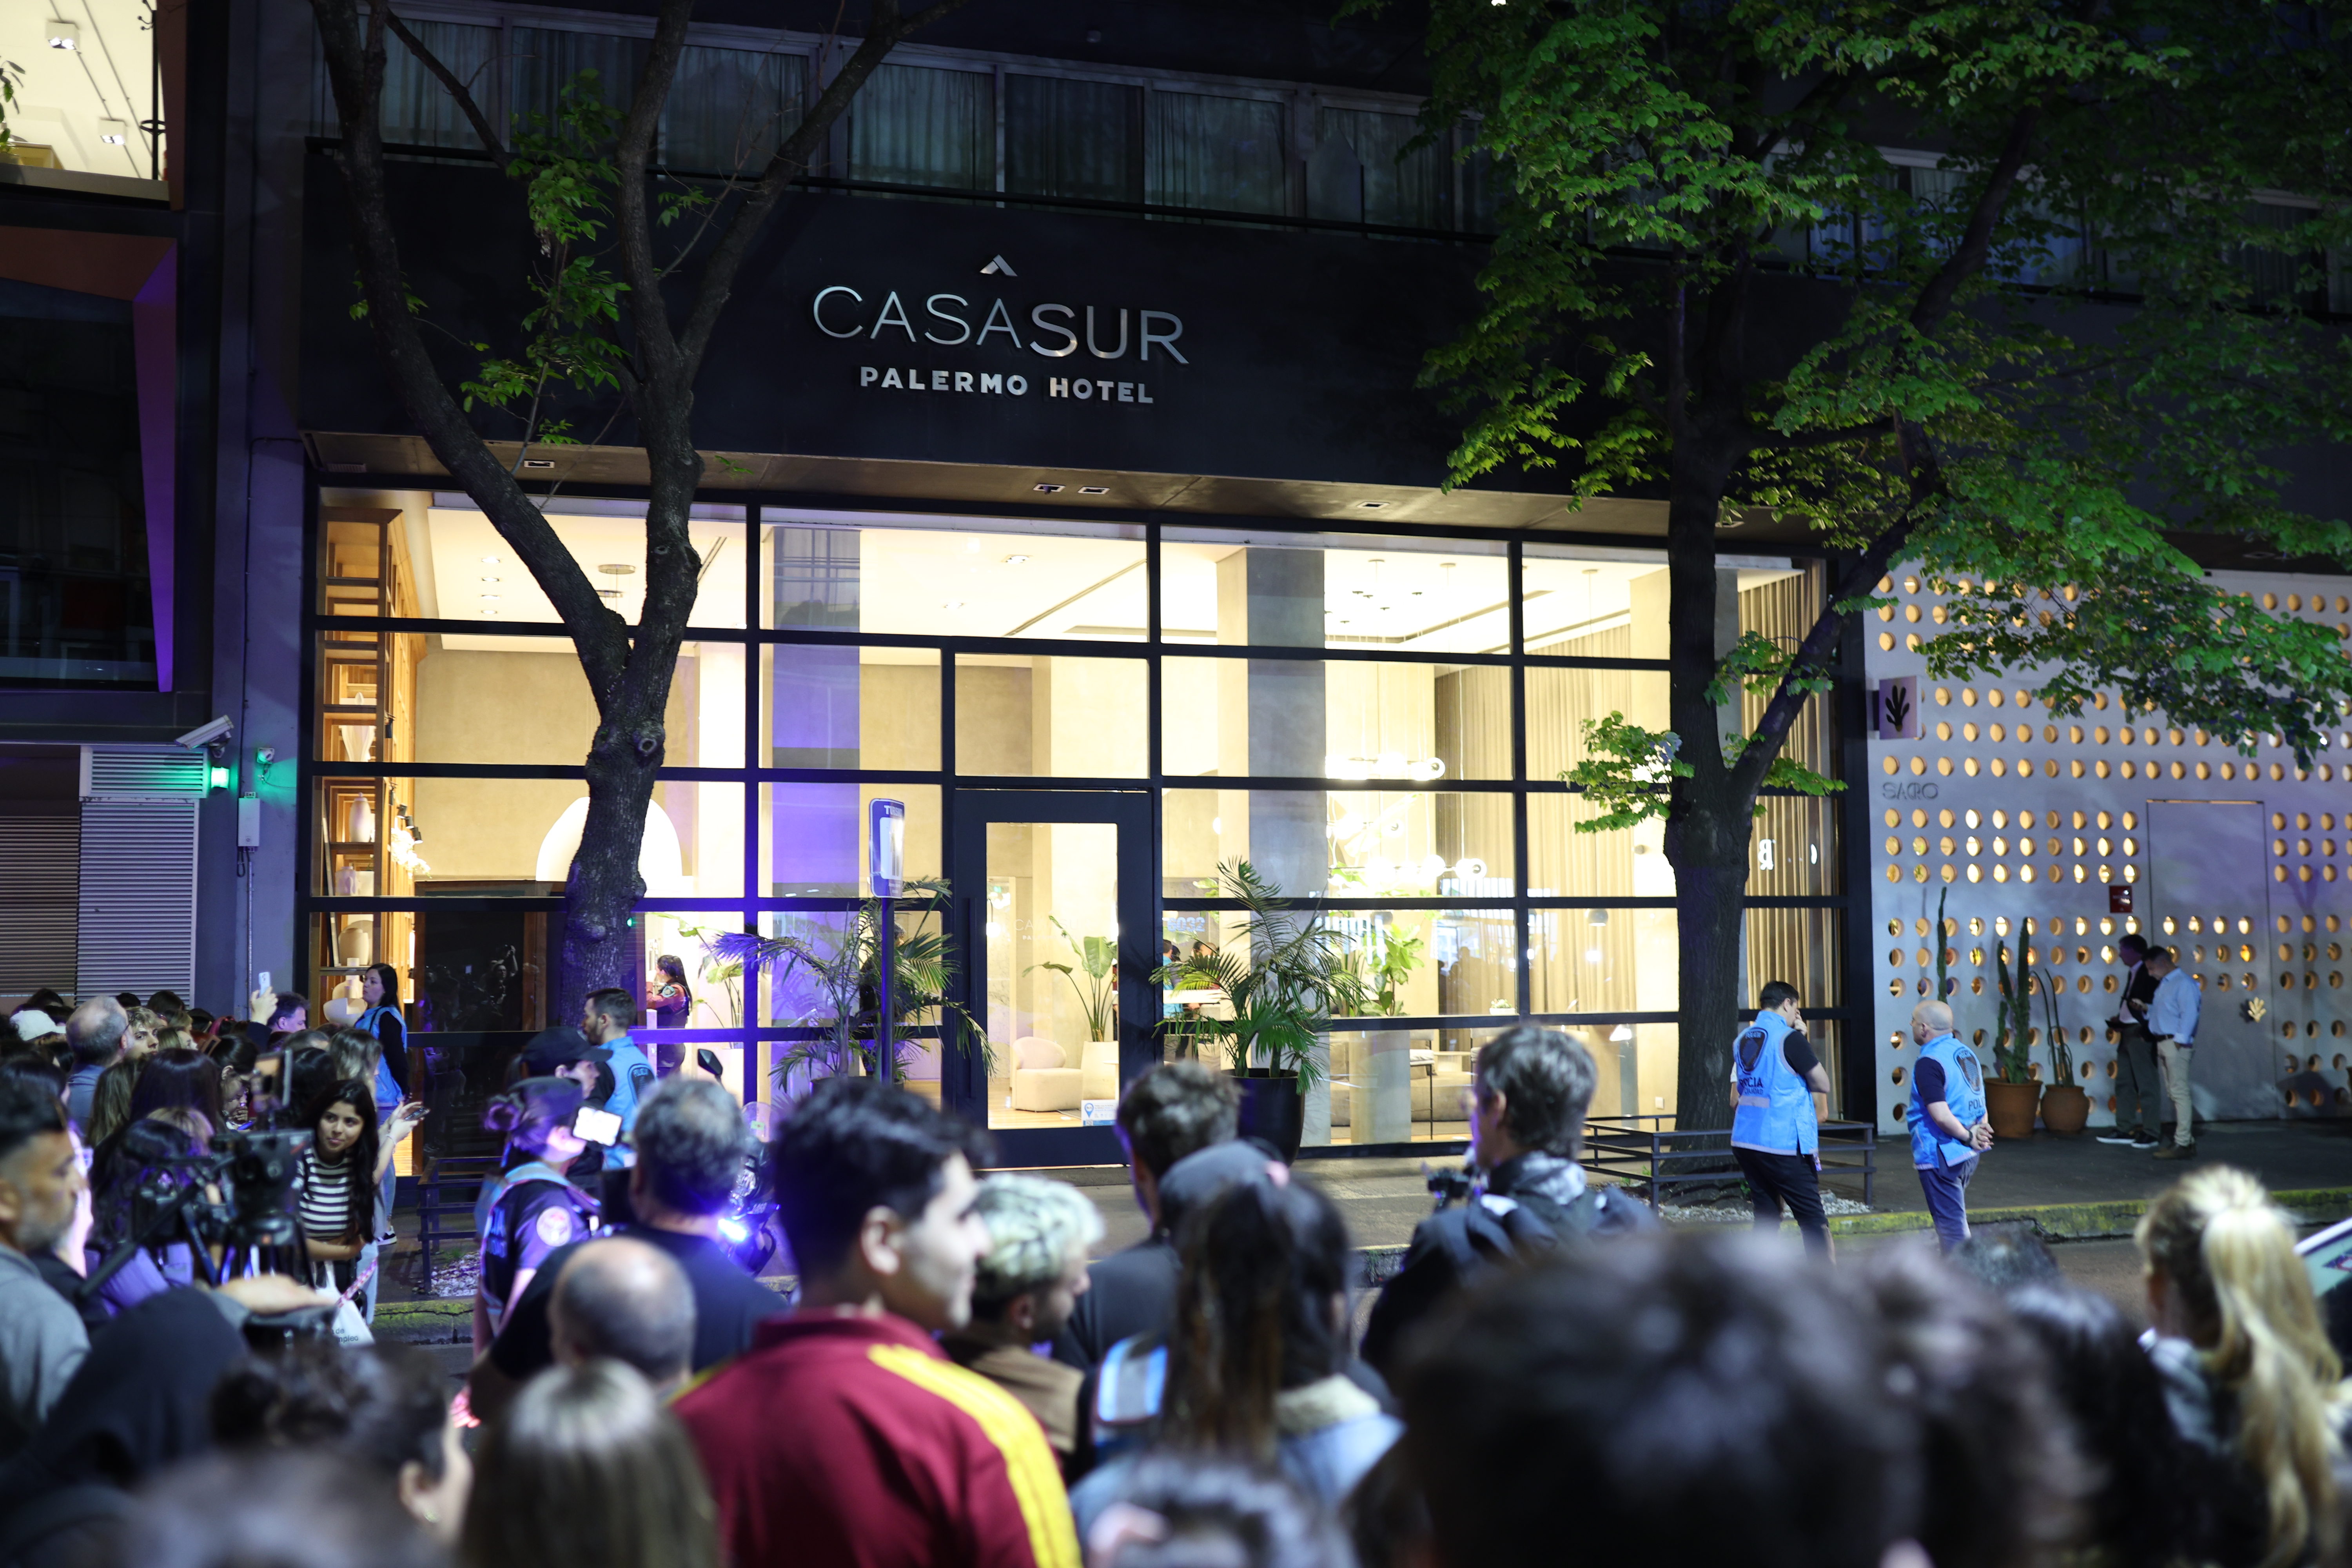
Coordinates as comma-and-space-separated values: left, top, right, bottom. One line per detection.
298, 1077, 421, 1295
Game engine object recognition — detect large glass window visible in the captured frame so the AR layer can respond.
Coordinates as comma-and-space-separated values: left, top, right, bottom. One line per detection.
1309, 107, 1443, 228
850, 64, 994, 191
511, 28, 644, 125
1007, 76, 1142, 203
663, 46, 806, 173
1147, 92, 1287, 215
303, 497, 1850, 1151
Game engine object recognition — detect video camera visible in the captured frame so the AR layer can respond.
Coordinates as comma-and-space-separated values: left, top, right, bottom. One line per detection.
1425, 1161, 1476, 1214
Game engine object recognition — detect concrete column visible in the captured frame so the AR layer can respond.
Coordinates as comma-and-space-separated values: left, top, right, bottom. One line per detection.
1215, 548, 1334, 1142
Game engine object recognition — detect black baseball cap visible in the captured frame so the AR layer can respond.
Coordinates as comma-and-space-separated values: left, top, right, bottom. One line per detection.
519, 1025, 595, 1077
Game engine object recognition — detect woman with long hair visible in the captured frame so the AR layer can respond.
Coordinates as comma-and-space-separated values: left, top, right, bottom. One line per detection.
297, 1077, 419, 1298
472, 1076, 599, 1356
83, 1115, 209, 1315
459, 1358, 716, 1568
1071, 1167, 1400, 1534
645, 956, 693, 1030
2138, 1166, 2349, 1568
84, 1055, 141, 1147
127, 1045, 226, 1134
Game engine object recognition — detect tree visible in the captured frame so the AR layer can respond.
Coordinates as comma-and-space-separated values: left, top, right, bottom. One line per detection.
308, 0, 967, 1002
1402, 0, 2352, 1131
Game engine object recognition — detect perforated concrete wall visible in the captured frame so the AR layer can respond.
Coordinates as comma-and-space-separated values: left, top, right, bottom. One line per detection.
1863, 567, 2352, 1136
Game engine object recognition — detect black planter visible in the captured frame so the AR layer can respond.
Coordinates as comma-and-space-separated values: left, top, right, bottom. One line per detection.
1232, 1069, 1304, 1163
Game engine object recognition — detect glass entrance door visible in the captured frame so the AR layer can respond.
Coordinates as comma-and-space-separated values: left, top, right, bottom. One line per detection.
947, 790, 1154, 1163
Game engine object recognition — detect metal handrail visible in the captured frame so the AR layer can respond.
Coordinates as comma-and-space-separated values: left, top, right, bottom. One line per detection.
1583, 1113, 1877, 1212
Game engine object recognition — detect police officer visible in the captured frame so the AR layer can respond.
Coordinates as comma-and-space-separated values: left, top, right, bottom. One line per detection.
1729, 980, 1835, 1257
473, 1076, 601, 1357
1905, 1000, 1991, 1251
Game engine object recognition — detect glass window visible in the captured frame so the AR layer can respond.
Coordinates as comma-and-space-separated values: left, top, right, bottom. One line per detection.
1528, 794, 1672, 898
309, 908, 550, 1033
1310, 107, 1443, 228
1748, 905, 1841, 1011
662, 46, 806, 173
955, 654, 1147, 777
1163, 905, 1515, 1021
388, 501, 749, 629
1525, 667, 1670, 779
767, 518, 1145, 638
1519, 548, 1668, 655
1006, 75, 1142, 203
1147, 91, 1286, 214
1163, 789, 1514, 898
1322, 1024, 1496, 1145
762, 646, 938, 771
388, 635, 745, 769
511, 28, 644, 126
314, 776, 428, 898
380, 20, 498, 149
1161, 657, 1513, 782
851, 64, 994, 191
761, 783, 940, 897
0, 283, 156, 685
1527, 905, 1675, 1017
979, 820, 1123, 1130
1161, 529, 1509, 651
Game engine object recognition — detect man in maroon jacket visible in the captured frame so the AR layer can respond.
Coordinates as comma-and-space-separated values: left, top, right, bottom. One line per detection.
675, 1076, 1079, 1568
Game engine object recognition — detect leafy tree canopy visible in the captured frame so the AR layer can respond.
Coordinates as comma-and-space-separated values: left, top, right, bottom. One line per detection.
1408, 0, 2352, 781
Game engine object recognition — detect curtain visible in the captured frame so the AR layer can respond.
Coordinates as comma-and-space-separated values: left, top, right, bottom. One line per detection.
1006, 75, 1141, 203
851, 64, 993, 191
1147, 91, 1285, 214
1313, 107, 1441, 228
510, 28, 644, 131
662, 47, 804, 174
379, 21, 498, 149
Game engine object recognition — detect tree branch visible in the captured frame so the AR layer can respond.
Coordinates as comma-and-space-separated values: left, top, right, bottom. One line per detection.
674, 0, 974, 372
1912, 102, 2040, 332
311, 0, 627, 695
385, 11, 503, 161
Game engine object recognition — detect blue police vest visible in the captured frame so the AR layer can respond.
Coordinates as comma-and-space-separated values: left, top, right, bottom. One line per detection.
1730, 1011, 1818, 1157
1907, 1032, 1987, 1169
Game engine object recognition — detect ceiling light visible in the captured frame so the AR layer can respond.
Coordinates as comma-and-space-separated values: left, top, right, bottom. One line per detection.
481, 555, 502, 564
1002, 554, 1029, 566
480, 576, 501, 584
479, 593, 501, 601
45, 20, 78, 49
1356, 501, 1386, 509
98, 119, 129, 145
521, 458, 555, 470
1078, 485, 1109, 495
942, 600, 965, 610
1034, 483, 1063, 494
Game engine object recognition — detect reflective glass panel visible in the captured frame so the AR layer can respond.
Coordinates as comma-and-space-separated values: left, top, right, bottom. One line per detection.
1160, 657, 1512, 781
954, 654, 1147, 777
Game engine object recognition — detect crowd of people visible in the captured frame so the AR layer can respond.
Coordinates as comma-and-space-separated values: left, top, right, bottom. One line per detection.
0, 980, 2347, 1568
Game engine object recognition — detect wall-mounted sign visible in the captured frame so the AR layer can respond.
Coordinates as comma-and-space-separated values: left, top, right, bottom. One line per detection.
2107, 884, 2133, 915
1877, 676, 1919, 740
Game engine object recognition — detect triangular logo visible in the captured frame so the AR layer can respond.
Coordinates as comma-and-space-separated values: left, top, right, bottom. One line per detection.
980, 255, 1016, 276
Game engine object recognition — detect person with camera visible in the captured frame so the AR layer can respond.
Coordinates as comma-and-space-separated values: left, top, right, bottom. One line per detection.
467, 1078, 784, 1425
473, 1078, 601, 1359
1360, 1024, 1653, 1376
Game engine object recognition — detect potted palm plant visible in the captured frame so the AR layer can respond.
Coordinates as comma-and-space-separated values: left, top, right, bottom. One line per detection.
715, 878, 987, 1093
1037, 916, 1118, 1101
1985, 929, 2043, 1139
1154, 860, 1367, 1160
2036, 965, 2089, 1134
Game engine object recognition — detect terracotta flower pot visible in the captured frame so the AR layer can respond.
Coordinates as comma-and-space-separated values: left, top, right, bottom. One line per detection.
1984, 1078, 2043, 1141
2038, 1083, 2091, 1136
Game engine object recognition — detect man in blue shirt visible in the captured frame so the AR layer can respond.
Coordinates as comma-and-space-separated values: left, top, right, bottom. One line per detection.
2143, 946, 2202, 1160
1729, 980, 1835, 1256
582, 987, 656, 1175
1905, 999, 1992, 1251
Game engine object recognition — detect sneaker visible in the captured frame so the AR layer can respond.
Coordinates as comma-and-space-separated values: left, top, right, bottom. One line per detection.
2130, 1135, 2160, 1150
2153, 1141, 2197, 1160
2094, 1131, 2138, 1145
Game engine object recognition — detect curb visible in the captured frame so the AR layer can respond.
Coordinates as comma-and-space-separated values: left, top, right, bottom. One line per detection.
1821, 1185, 2352, 1242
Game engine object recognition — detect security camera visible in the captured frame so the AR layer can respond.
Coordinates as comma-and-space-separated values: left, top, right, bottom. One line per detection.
175, 716, 233, 751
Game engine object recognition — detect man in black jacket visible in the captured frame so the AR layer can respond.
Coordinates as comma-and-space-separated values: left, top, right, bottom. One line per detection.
1361, 1024, 1652, 1375
2098, 933, 2165, 1149
1049, 1062, 1237, 1375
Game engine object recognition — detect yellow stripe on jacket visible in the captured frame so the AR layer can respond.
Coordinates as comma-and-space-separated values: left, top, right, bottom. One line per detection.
867, 1342, 1081, 1568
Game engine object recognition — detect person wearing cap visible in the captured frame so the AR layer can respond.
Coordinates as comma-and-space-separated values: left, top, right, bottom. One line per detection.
473, 1076, 601, 1357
